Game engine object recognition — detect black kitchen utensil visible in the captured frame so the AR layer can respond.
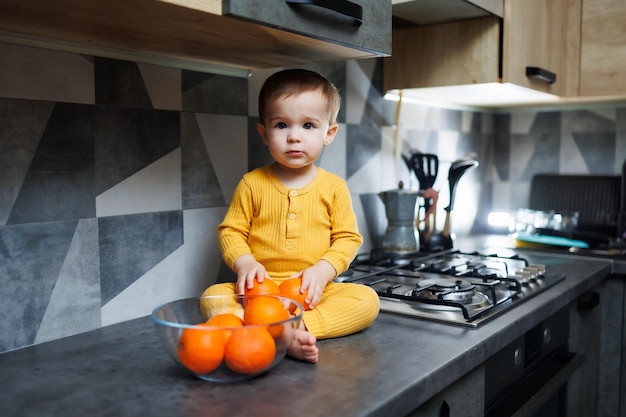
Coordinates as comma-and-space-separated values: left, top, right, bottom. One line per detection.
427, 156, 479, 251
408, 152, 439, 242
445, 158, 478, 213
409, 152, 439, 190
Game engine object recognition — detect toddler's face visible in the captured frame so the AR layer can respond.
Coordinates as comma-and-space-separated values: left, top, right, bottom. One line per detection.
257, 89, 337, 171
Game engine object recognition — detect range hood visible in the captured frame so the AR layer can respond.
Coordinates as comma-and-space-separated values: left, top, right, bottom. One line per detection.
392, 0, 503, 26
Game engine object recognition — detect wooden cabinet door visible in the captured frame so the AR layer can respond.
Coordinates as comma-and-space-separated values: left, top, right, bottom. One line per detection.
502, 0, 581, 97
383, 16, 500, 91
579, 0, 626, 96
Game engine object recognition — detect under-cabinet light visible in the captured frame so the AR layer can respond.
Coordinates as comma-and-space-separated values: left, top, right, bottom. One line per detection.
384, 83, 560, 110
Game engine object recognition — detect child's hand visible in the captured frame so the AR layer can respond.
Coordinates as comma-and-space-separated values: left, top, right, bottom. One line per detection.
293, 260, 336, 309
233, 254, 268, 294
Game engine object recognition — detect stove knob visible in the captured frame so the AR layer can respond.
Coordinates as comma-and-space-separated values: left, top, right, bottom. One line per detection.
514, 270, 532, 284
522, 267, 540, 280
529, 263, 546, 275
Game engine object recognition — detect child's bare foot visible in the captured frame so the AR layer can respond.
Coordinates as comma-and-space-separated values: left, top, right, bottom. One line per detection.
287, 329, 318, 363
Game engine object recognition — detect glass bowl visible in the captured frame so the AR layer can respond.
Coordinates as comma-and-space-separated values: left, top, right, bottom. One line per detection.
152, 295, 303, 382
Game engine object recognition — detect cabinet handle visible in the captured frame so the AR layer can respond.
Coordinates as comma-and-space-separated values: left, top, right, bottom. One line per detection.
286, 0, 363, 26
439, 401, 450, 417
525, 66, 556, 84
577, 291, 599, 311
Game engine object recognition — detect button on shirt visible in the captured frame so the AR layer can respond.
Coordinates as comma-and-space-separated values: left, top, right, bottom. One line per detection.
286, 189, 300, 248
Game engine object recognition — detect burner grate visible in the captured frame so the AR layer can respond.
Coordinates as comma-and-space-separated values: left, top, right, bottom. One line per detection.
343, 250, 564, 327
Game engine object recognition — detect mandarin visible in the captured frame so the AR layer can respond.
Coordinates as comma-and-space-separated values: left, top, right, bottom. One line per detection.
243, 295, 290, 338
178, 324, 225, 374
243, 277, 281, 305
279, 278, 311, 311
224, 327, 276, 374
205, 313, 244, 342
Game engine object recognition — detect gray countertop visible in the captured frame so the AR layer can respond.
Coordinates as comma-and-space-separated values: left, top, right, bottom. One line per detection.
459, 233, 626, 274
0, 252, 612, 417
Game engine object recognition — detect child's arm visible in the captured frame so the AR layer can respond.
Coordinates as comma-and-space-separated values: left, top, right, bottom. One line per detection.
218, 179, 259, 288
297, 179, 362, 308
320, 180, 363, 276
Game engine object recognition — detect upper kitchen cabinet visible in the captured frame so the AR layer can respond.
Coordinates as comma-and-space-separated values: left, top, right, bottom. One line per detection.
383, 15, 501, 91
579, 0, 626, 97
502, 0, 581, 97
384, 0, 581, 98
0, 0, 391, 75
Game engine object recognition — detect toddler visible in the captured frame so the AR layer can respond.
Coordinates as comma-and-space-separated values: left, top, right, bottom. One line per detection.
203, 69, 380, 363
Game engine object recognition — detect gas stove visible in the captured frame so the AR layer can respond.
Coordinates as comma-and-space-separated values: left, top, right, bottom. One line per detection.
337, 249, 565, 327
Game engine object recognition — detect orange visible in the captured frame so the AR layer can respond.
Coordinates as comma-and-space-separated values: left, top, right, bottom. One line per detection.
178, 324, 225, 374
205, 313, 244, 342
243, 295, 290, 338
279, 277, 311, 311
243, 277, 281, 305
224, 327, 276, 374
205, 313, 244, 327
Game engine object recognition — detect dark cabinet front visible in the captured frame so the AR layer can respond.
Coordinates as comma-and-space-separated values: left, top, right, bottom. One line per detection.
223, 0, 391, 56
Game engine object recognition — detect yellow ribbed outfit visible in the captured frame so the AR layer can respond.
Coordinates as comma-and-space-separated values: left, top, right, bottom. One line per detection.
205, 165, 380, 339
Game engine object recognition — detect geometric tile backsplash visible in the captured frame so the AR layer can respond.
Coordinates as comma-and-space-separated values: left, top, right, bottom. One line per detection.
1, 41, 626, 352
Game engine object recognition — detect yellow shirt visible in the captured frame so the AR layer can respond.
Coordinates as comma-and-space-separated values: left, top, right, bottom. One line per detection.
217, 165, 363, 278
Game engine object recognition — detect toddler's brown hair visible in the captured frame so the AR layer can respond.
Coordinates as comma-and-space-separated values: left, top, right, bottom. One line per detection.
258, 69, 341, 126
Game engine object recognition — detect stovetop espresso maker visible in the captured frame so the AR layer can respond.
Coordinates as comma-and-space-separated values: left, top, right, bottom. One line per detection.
379, 181, 420, 254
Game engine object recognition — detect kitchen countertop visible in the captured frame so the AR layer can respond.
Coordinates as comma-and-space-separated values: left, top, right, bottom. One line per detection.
456, 234, 626, 275
0, 252, 612, 417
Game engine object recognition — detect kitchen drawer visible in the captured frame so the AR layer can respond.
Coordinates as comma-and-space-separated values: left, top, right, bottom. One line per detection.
224, 0, 391, 55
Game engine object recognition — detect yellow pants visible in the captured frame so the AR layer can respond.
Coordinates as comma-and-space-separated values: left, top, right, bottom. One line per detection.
202, 281, 380, 340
